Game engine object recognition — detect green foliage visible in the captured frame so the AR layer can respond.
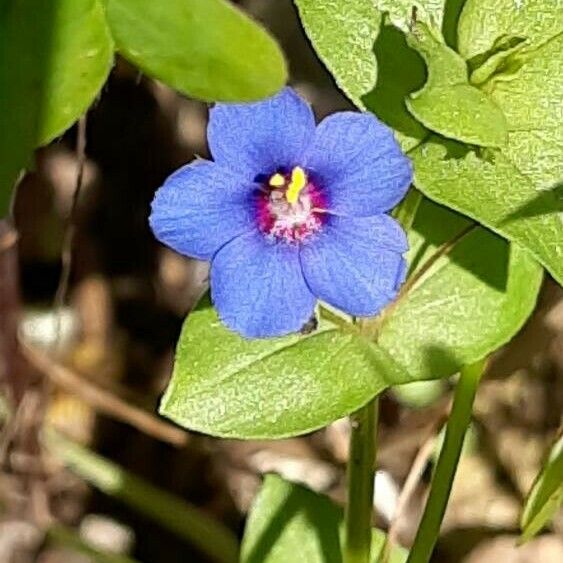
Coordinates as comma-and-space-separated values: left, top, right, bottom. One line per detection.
37, 0, 114, 145
293, 0, 380, 107
458, 0, 563, 59
105, 0, 287, 101
377, 199, 542, 380
161, 200, 541, 439
0, 0, 113, 215
405, 22, 507, 147
297, 1, 561, 285
160, 298, 405, 439
521, 434, 563, 542
411, 1, 563, 284
240, 474, 407, 563
412, 136, 563, 285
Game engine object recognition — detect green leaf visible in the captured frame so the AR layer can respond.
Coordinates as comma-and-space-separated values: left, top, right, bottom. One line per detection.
373, 0, 465, 49
161, 199, 541, 439
0, 0, 112, 215
160, 298, 406, 439
373, 0, 445, 32
105, 0, 286, 101
413, 3, 563, 286
412, 141, 563, 285
468, 35, 529, 86
293, 0, 380, 107
0, 0, 39, 215
405, 22, 508, 147
458, 0, 563, 59
521, 434, 563, 542
486, 34, 562, 192
37, 0, 114, 145
241, 474, 407, 563
375, 198, 543, 381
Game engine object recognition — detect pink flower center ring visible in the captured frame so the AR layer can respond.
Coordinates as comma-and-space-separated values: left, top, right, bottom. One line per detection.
256, 166, 327, 243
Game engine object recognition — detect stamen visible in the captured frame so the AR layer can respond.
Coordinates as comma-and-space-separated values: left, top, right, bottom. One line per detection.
286, 166, 307, 204
268, 173, 285, 187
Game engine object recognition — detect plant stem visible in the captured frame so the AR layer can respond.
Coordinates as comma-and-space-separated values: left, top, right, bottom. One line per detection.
406, 359, 486, 563
344, 398, 379, 563
393, 188, 422, 232
45, 429, 239, 563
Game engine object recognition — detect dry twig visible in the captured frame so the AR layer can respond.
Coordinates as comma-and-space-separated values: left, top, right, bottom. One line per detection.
21, 340, 188, 448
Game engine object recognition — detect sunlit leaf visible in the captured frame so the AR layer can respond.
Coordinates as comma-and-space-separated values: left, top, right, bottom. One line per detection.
458, 0, 563, 59
160, 300, 405, 439
418, 0, 563, 285
106, 0, 287, 101
405, 23, 507, 147
160, 200, 540, 438
375, 198, 542, 381
37, 0, 114, 145
293, 0, 379, 106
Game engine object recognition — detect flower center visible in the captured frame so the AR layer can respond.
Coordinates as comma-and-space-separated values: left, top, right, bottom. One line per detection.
256, 166, 327, 243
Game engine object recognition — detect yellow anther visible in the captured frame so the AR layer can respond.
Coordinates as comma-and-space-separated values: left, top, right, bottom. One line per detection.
268, 173, 285, 187
286, 166, 307, 204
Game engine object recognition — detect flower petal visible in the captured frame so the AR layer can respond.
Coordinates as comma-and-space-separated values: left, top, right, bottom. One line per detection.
211, 232, 316, 338
149, 160, 256, 260
207, 87, 316, 179
300, 215, 407, 316
303, 112, 412, 216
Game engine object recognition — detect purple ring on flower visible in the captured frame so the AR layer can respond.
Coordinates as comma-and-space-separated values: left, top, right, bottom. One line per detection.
150, 87, 412, 338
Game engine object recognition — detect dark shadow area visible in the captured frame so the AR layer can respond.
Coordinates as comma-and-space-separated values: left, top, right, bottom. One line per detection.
412, 198, 509, 292
361, 20, 427, 145
442, 0, 468, 50
422, 346, 464, 383
243, 484, 302, 563
0, 1, 55, 214
500, 182, 563, 224
244, 476, 343, 563
432, 525, 521, 562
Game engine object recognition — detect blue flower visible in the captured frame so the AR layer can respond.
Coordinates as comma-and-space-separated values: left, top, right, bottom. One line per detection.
150, 87, 412, 338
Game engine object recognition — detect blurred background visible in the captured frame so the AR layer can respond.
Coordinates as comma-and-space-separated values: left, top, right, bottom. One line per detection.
1, 1, 562, 561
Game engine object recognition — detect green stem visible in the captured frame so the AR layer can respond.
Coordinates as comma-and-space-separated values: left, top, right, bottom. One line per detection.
393, 187, 422, 232
344, 398, 379, 563
44, 429, 239, 563
406, 359, 486, 563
